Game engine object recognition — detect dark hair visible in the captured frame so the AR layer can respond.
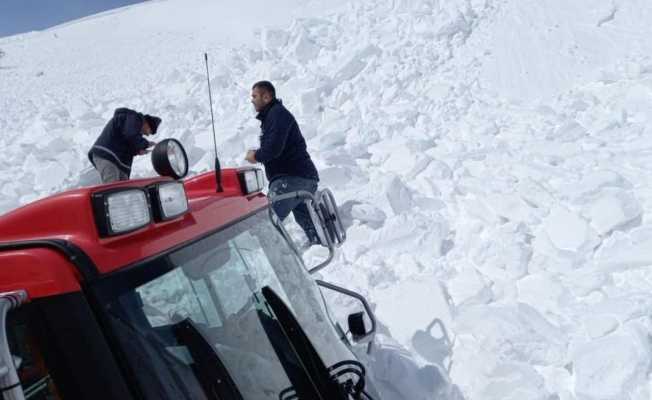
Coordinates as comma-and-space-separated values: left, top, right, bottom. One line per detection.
252, 81, 276, 98
144, 115, 162, 134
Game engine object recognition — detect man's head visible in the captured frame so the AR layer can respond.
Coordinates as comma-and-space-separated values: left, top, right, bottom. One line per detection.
251, 81, 276, 112
142, 115, 162, 135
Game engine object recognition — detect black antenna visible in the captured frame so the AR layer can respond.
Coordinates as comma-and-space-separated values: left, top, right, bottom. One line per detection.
204, 52, 223, 192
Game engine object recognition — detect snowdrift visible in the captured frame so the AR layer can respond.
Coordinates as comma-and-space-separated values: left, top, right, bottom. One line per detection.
2, 0, 652, 398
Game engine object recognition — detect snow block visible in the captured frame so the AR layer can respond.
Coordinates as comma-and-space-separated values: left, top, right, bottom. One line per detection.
383, 145, 420, 175
446, 265, 493, 307
594, 229, 652, 271
543, 205, 599, 253
317, 129, 347, 149
369, 212, 447, 260
385, 176, 414, 215
586, 190, 642, 235
581, 315, 619, 339
470, 225, 532, 282
299, 87, 322, 115
363, 334, 461, 400
517, 273, 570, 317
261, 28, 290, 52
340, 222, 373, 261
480, 362, 551, 400
318, 166, 352, 187
290, 31, 320, 63
547, 120, 588, 142
418, 159, 453, 180
332, 45, 381, 84
573, 327, 650, 400
484, 193, 536, 224
351, 203, 387, 229
374, 278, 454, 346
454, 303, 567, 366
563, 170, 632, 202
0, 198, 19, 216
516, 177, 556, 211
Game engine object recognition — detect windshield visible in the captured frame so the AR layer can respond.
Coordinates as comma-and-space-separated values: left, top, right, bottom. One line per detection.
92, 209, 352, 400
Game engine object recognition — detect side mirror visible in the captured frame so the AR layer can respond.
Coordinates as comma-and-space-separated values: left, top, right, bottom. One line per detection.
348, 312, 368, 340
316, 280, 376, 347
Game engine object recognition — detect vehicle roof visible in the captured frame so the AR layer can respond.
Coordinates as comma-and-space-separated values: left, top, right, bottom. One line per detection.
0, 168, 269, 298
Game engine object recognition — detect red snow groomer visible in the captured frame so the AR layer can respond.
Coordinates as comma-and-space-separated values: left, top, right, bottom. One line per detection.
0, 139, 380, 400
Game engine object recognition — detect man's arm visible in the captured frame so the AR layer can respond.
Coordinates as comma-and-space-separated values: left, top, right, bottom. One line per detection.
122, 112, 150, 155
245, 150, 257, 164
254, 108, 293, 163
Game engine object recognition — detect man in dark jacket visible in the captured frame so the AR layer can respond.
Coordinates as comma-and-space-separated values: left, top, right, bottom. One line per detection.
88, 108, 161, 183
245, 81, 321, 246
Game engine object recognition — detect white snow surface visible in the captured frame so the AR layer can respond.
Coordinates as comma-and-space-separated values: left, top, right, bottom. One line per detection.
3, 0, 652, 398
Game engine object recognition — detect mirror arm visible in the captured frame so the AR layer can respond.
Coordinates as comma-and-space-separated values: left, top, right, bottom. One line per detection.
307, 248, 335, 275
315, 280, 376, 351
0, 291, 27, 400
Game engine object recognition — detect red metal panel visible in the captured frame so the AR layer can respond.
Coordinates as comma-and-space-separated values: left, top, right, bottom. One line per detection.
0, 169, 269, 291
83, 194, 268, 274
0, 248, 81, 298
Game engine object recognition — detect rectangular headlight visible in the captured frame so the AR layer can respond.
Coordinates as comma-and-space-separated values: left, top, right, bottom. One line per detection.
93, 189, 151, 236
244, 170, 258, 193
149, 181, 188, 221
238, 168, 263, 194
256, 169, 265, 190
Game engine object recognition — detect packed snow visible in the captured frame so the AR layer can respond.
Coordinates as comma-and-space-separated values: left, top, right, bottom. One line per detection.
3, 0, 652, 398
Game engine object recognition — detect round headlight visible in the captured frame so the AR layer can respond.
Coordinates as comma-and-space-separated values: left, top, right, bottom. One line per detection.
152, 139, 189, 179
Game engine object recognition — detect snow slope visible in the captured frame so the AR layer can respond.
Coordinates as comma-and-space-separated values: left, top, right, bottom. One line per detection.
3, 0, 652, 398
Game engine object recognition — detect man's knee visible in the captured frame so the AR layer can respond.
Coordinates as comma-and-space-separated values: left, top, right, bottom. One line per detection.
268, 176, 318, 221
272, 200, 294, 220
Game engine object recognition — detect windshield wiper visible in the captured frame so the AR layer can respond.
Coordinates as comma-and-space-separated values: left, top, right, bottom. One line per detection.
172, 318, 244, 400
327, 360, 375, 400
259, 286, 376, 400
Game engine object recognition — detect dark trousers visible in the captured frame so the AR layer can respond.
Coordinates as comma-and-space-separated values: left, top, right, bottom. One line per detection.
91, 154, 128, 183
268, 176, 320, 243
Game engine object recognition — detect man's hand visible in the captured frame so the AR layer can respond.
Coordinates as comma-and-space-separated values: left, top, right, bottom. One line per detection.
147, 141, 156, 148
245, 149, 258, 164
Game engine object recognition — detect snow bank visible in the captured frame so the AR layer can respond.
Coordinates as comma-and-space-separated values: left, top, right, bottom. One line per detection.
3, 0, 652, 398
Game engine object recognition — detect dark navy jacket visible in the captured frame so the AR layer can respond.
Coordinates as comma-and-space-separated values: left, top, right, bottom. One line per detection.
254, 100, 319, 183
88, 108, 150, 176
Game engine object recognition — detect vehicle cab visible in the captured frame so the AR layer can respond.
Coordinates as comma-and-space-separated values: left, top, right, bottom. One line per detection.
0, 140, 379, 400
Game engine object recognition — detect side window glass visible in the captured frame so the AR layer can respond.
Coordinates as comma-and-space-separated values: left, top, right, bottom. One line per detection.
232, 233, 283, 293
209, 253, 250, 316
6, 308, 62, 400
207, 234, 291, 317
137, 268, 221, 328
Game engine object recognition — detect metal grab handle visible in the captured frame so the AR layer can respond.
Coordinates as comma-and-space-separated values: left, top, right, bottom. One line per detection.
268, 190, 317, 204
270, 190, 346, 249
0, 291, 27, 400
315, 280, 376, 346
269, 190, 333, 249
315, 189, 346, 247
267, 191, 336, 274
